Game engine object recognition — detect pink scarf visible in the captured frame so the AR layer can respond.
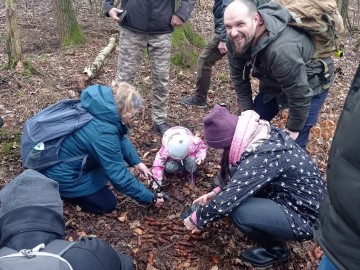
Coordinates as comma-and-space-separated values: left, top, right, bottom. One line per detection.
229, 110, 271, 165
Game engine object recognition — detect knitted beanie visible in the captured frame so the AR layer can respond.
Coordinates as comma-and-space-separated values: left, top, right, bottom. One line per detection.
203, 105, 238, 148
0, 169, 63, 218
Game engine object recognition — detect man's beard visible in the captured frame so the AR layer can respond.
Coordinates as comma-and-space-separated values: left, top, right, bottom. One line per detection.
233, 37, 252, 54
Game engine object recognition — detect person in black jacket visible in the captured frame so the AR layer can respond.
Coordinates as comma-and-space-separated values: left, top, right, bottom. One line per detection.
103, 0, 196, 135
0, 169, 133, 269
183, 105, 326, 267
179, 0, 232, 108
314, 64, 360, 270
225, 0, 334, 149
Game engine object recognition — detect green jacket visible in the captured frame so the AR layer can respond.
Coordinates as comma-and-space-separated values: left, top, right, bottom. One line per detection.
227, 2, 334, 132
313, 64, 360, 270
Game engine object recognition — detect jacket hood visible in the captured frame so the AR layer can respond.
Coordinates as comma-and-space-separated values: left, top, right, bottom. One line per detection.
0, 206, 65, 249
80, 84, 128, 135
252, 2, 291, 57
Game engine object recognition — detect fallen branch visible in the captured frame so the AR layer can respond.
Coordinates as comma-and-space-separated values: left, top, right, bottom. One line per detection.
83, 33, 118, 79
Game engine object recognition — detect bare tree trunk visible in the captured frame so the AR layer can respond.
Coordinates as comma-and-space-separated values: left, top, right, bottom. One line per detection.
337, 0, 349, 29
5, 0, 22, 69
52, 0, 86, 46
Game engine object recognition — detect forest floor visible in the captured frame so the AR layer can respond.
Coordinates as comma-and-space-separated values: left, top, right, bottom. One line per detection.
0, 0, 360, 269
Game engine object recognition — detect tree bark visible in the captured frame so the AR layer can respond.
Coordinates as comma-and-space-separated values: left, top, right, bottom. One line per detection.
52, 0, 86, 46
5, 0, 22, 69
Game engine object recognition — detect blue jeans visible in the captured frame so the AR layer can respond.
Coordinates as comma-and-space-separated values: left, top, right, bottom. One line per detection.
254, 91, 329, 149
318, 255, 339, 270
66, 185, 117, 214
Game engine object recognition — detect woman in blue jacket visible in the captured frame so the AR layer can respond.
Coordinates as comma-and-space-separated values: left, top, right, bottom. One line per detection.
41, 81, 163, 213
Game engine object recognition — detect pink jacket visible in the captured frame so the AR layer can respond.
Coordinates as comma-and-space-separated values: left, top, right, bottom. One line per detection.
152, 126, 207, 183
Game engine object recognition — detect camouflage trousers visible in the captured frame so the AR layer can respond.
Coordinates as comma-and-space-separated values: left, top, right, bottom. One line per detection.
117, 27, 172, 125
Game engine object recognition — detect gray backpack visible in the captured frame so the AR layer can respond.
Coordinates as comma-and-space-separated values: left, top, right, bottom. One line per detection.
0, 240, 76, 270
21, 99, 94, 171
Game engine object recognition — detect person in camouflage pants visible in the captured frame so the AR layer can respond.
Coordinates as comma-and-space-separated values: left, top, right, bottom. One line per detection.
103, 0, 196, 135
117, 28, 172, 131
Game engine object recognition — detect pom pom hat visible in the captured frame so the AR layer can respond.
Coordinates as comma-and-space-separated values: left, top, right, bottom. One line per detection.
167, 132, 190, 160
203, 104, 238, 148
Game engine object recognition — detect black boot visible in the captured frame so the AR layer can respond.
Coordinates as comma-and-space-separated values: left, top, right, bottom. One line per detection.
240, 230, 290, 267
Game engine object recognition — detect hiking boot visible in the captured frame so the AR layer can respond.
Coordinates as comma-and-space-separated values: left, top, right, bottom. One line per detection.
156, 123, 170, 135
240, 244, 290, 267
180, 96, 208, 108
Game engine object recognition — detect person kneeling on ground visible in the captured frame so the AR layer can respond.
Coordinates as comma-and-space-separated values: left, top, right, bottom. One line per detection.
0, 169, 134, 269
183, 105, 326, 267
40, 82, 164, 214
152, 126, 207, 187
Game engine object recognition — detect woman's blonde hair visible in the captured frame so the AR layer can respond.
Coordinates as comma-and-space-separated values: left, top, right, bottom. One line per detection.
111, 81, 143, 116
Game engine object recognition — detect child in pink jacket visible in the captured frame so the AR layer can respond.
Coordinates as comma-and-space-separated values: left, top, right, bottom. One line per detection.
152, 126, 207, 188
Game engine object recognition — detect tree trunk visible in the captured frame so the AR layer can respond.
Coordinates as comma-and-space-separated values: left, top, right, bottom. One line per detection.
52, 0, 86, 46
337, 0, 349, 29
5, 0, 22, 69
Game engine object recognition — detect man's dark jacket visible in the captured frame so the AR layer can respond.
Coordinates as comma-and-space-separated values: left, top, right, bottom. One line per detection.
314, 64, 360, 270
103, 0, 196, 34
227, 2, 334, 132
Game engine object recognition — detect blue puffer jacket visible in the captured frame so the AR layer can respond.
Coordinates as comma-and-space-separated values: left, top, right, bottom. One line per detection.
41, 85, 154, 205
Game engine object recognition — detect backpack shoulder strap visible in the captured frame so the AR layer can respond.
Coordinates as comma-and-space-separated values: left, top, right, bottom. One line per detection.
43, 240, 76, 256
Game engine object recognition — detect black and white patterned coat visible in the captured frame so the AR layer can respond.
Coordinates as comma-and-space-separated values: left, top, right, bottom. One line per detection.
196, 127, 326, 241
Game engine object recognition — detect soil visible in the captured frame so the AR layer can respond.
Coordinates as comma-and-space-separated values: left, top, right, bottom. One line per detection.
0, 1, 359, 269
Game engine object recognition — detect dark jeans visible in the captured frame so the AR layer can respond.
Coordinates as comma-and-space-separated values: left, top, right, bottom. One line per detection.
254, 90, 329, 149
230, 198, 296, 241
66, 186, 117, 214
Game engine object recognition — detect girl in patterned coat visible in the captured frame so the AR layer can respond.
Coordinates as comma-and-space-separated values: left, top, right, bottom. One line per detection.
152, 126, 207, 187
183, 105, 326, 268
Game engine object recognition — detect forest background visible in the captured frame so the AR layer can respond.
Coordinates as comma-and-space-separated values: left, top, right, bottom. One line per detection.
1, 0, 360, 269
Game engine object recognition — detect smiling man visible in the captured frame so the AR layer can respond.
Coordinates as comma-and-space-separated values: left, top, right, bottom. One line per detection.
224, 0, 334, 149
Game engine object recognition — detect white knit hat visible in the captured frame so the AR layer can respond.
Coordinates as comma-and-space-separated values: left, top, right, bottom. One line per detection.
167, 133, 190, 161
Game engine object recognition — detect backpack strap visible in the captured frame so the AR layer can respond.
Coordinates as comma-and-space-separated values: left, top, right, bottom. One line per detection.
42, 240, 76, 256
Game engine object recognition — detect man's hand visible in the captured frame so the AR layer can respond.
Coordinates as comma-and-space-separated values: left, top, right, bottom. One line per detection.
108, 7, 123, 22
284, 128, 299, 141
171, 15, 184, 27
218, 41, 228, 54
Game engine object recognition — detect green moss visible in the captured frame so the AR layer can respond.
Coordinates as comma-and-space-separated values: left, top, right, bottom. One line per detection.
182, 22, 206, 48
0, 129, 21, 158
23, 60, 41, 76
171, 23, 204, 69
218, 74, 229, 82
171, 50, 198, 69
62, 25, 86, 47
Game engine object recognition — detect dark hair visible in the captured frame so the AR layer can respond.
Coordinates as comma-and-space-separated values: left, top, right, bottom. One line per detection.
219, 147, 231, 187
